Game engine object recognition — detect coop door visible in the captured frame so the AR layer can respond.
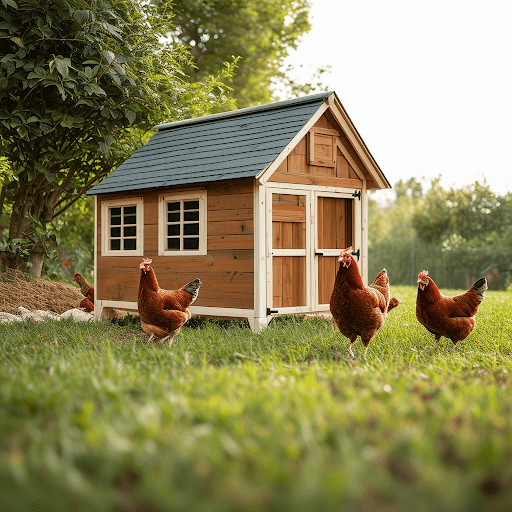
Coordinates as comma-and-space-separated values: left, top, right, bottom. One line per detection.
314, 192, 361, 310
268, 190, 311, 313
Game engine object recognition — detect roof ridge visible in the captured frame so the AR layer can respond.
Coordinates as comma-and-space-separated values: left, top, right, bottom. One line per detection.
155, 91, 334, 130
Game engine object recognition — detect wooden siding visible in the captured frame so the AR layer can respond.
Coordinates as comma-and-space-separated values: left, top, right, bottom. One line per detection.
96, 179, 255, 309
268, 113, 366, 188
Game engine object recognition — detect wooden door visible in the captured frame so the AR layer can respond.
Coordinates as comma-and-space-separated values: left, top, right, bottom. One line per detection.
315, 192, 360, 309
268, 190, 311, 312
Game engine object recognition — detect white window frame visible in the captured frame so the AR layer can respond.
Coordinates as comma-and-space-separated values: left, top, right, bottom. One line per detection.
158, 191, 207, 256
101, 197, 144, 257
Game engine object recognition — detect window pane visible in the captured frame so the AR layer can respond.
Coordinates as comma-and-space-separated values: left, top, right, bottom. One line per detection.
124, 226, 136, 237
184, 238, 199, 250
124, 206, 136, 215
124, 214, 136, 225
184, 223, 199, 236
167, 238, 180, 250
110, 239, 121, 251
110, 227, 121, 238
167, 224, 180, 236
124, 238, 136, 250
184, 200, 199, 210
184, 211, 199, 221
167, 202, 180, 212
110, 207, 122, 225
167, 212, 180, 223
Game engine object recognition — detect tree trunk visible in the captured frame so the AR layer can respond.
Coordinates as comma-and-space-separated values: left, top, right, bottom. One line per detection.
0, 175, 55, 276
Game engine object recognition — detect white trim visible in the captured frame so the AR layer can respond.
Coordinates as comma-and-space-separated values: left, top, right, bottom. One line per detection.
361, 179, 368, 285
94, 300, 257, 327
100, 197, 144, 257
253, 182, 268, 327
271, 249, 306, 257
257, 102, 329, 184
93, 195, 98, 319
158, 190, 207, 256
266, 182, 358, 195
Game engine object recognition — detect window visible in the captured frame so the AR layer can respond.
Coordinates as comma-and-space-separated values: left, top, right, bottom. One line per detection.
101, 197, 143, 256
159, 191, 207, 256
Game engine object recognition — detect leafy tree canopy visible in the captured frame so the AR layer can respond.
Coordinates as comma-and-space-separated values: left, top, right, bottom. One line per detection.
0, 0, 235, 274
157, 0, 326, 108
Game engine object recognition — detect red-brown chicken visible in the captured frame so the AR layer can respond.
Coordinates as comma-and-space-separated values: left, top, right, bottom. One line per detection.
330, 247, 401, 358
138, 258, 202, 346
416, 270, 487, 347
74, 272, 94, 312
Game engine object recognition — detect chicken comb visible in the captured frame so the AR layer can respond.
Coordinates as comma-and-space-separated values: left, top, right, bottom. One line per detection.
418, 270, 429, 279
140, 258, 152, 268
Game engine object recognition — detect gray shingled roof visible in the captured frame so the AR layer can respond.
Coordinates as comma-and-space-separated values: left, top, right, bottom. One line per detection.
87, 92, 332, 195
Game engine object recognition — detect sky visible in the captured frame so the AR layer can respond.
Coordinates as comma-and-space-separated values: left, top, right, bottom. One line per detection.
283, 0, 512, 199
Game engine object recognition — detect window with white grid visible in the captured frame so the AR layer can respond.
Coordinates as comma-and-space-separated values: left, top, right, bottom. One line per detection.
101, 197, 143, 256
159, 191, 207, 256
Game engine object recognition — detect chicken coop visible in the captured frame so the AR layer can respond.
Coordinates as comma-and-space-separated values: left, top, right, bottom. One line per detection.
87, 91, 391, 330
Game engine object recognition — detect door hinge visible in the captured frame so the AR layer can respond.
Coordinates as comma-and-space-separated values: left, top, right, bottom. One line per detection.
267, 308, 278, 316
351, 248, 360, 261
352, 190, 361, 200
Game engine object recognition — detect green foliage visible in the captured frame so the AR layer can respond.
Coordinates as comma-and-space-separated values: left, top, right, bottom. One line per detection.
369, 178, 512, 289
0, 0, 236, 273
158, 0, 325, 108
1, 288, 511, 511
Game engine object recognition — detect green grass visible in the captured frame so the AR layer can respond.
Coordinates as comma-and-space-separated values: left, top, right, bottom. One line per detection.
1, 286, 512, 511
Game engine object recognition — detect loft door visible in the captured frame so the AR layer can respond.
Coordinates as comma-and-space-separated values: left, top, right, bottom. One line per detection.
267, 189, 311, 313
314, 192, 361, 310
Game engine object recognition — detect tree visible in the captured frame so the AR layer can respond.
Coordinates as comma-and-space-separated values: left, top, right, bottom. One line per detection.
157, 0, 324, 109
0, 0, 235, 275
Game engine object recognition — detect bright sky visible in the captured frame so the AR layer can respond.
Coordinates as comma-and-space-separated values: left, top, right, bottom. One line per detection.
283, 0, 512, 198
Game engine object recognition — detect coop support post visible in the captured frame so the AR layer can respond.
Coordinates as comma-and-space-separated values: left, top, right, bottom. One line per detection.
252, 182, 269, 331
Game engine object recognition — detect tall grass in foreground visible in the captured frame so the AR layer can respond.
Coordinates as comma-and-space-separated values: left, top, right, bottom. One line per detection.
1, 286, 511, 511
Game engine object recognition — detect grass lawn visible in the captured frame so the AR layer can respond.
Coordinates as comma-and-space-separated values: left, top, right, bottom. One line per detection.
1, 285, 512, 511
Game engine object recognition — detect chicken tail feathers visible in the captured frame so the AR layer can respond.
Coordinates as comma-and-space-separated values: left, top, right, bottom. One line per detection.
470, 277, 487, 300
181, 278, 202, 301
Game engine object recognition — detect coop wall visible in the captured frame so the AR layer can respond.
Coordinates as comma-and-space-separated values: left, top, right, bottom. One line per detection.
95, 179, 255, 310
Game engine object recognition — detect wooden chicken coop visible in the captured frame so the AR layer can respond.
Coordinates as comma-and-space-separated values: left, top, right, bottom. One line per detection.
87, 91, 391, 330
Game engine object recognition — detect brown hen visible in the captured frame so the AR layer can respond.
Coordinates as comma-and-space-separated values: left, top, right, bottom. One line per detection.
416, 270, 487, 348
73, 272, 94, 311
330, 247, 400, 358
138, 258, 201, 346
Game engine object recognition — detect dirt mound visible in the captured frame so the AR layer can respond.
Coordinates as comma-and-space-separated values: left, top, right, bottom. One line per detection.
0, 269, 86, 315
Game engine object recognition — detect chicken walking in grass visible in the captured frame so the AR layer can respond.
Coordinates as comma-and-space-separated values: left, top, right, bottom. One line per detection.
416, 270, 487, 348
330, 247, 401, 358
138, 258, 202, 347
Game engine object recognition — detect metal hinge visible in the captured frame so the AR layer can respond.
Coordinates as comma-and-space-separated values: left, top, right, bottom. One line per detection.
351, 249, 360, 261
267, 308, 278, 316
352, 190, 361, 200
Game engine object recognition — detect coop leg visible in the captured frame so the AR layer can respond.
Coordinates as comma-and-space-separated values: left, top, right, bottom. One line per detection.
248, 316, 269, 332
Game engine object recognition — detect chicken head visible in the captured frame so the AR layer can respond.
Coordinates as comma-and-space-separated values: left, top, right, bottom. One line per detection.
417, 270, 430, 291
140, 258, 152, 273
338, 247, 353, 268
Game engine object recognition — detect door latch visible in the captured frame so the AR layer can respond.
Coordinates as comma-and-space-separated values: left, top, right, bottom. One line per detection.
351, 249, 360, 261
